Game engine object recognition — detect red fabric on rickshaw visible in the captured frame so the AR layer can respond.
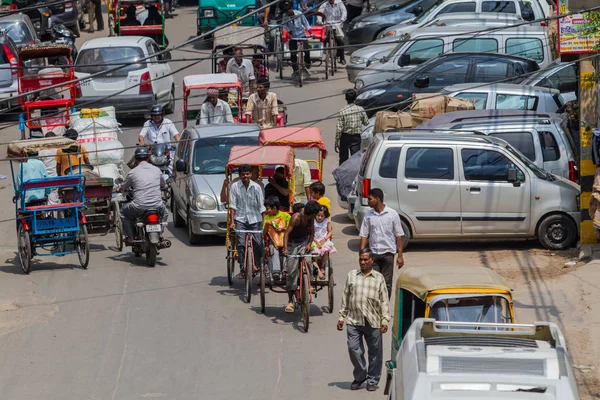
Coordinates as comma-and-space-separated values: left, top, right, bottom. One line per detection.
227, 146, 294, 175
309, 26, 325, 41
258, 127, 327, 158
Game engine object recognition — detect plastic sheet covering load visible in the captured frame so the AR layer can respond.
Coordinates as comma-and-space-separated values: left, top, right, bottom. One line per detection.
7, 137, 75, 158
84, 139, 125, 166
333, 149, 365, 201
70, 106, 121, 141
93, 163, 124, 185
374, 111, 413, 134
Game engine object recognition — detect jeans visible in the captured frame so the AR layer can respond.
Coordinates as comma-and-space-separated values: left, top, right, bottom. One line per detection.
120, 202, 167, 238
235, 220, 263, 273
289, 39, 311, 72
286, 240, 311, 291
373, 253, 394, 299
347, 322, 383, 386
339, 133, 361, 165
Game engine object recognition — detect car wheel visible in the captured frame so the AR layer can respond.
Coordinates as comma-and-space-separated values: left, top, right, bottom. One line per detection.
187, 211, 201, 245
172, 196, 185, 228
165, 86, 175, 114
400, 219, 411, 250
537, 214, 577, 250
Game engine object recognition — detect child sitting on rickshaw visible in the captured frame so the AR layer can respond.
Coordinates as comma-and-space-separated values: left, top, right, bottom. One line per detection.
263, 196, 290, 282
311, 205, 335, 279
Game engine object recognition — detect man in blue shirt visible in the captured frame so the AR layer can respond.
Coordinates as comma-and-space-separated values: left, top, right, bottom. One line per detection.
16, 154, 50, 205
283, 8, 313, 75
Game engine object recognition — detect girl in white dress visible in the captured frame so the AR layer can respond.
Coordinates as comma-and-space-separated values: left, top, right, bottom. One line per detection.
311, 206, 336, 279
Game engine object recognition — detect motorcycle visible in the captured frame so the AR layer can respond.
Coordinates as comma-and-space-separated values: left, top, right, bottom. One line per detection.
50, 24, 78, 60
149, 142, 172, 207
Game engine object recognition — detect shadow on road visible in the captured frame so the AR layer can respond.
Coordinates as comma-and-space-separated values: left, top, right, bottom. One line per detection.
1, 254, 84, 275
166, 223, 225, 248
107, 251, 168, 268
250, 303, 324, 333
328, 381, 353, 390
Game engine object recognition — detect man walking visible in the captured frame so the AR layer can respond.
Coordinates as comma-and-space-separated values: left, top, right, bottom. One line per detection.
359, 188, 404, 298
338, 248, 390, 392
335, 89, 369, 165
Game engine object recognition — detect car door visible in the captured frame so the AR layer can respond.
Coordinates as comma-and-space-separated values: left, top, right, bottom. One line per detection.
392, 38, 445, 80
397, 145, 462, 236
151, 41, 170, 100
144, 40, 164, 100
174, 131, 191, 215
459, 147, 531, 234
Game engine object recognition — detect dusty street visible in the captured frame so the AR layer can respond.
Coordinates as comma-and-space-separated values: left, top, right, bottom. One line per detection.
0, 4, 596, 399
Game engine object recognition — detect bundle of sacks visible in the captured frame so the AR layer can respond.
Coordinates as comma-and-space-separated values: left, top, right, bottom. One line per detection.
374, 94, 475, 134
70, 106, 125, 185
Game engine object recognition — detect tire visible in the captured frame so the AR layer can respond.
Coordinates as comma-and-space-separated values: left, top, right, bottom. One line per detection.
276, 32, 284, 80
227, 252, 234, 286
77, 224, 89, 269
301, 269, 310, 332
260, 264, 266, 313
324, 49, 329, 80
327, 260, 334, 314
299, 65, 303, 87
172, 197, 185, 228
245, 245, 253, 303
537, 214, 577, 250
400, 219, 411, 250
17, 224, 32, 274
165, 87, 175, 114
113, 201, 123, 252
146, 242, 157, 267
187, 213, 201, 245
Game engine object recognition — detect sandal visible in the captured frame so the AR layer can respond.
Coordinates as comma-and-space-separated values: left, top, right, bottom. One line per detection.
285, 302, 294, 313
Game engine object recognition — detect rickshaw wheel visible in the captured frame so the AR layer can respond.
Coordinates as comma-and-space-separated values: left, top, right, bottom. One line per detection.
259, 264, 266, 313
113, 200, 124, 251
77, 225, 90, 269
17, 224, 32, 275
146, 245, 157, 267
227, 253, 235, 286
245, 247, 253, 303
301, 269, 310, 332
327, 261, 334, 314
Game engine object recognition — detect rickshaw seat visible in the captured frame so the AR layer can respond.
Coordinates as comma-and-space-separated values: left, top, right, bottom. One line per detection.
119, 25, 163, 35
309, 168, 319, 180
276, 113, 284, 126
26, 202, 84, 211
309, 26, 325, 41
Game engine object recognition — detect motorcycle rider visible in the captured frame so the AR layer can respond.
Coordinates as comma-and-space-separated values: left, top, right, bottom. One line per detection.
138, 104, 179, 173
120, 147, 167, 245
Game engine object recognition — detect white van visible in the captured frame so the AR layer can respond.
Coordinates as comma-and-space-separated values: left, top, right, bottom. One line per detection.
384, 319, 580, 400
354, 25, 553, 90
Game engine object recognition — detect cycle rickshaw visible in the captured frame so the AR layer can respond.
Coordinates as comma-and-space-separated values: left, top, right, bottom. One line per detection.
211, 26, 268, 74
7, 137, 90, 274
18, 44, 76, 140
114, 0, 168, 49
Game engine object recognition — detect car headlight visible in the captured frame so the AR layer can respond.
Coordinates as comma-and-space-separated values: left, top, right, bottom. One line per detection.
357, 89, 385, 100
353, 21, 376, 29
203, 9, 215, 17
350, 56, 368, 65
196, 194, 217, 210
355, 79, 364, 90
382, 31, 395, 38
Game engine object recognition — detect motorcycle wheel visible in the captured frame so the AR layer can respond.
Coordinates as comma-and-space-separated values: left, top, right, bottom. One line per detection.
146, 243, 157, 267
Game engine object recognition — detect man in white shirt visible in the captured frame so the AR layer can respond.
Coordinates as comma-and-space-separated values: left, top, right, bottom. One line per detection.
225, 48, 256, 95
197, 88, 234, 125
318, 0, 347, 65
138, 104, 180, 146
37, 131, 60, 205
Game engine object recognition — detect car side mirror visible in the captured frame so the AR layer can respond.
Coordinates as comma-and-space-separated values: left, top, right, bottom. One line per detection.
399, 54, 410, 67
507, 167, 522, 186
408, 5, 422, 14
175, 159, 187, 173
414, 76, 429, 88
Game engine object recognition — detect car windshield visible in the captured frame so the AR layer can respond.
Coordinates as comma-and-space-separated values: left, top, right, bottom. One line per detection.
502, 140, 554, 180
431, 296, 511, 326
192, 136, 258, 174
75, 46, 146, 75
414, 0, 443, 22
0, 21, 33, 45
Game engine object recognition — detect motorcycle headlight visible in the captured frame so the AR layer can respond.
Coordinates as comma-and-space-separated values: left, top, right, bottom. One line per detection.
355, 79, 364, 90
349, 56, 368, 65
203, 9, 215, 17
151, 155, 168, 166
196, 194, 217, 210
357, 89, 385, 100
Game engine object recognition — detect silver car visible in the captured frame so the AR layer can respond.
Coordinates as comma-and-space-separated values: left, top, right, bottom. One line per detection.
441, 83, 564, 112
171, 124, 261, 243
521, 60, 577, 103
347, 12, 524, 83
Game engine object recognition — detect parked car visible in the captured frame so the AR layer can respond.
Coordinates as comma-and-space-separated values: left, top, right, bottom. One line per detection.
522, 60, 578, 103
347, 12, 524, 83
354, 25, 552, 90
442, 83, 564, 112
0, 31, 19, 110
417, 110, 578, 181
75, 36, 175, 118
379, 0, 548, 40
385, 318, 579, 400
0, 14, 40, 48
171, 124, 261, 243
354, 52, 540, 116
354, 132, 580, 250
345, 0, 438, 46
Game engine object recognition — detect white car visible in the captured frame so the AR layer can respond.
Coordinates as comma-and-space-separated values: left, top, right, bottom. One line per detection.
75, 36, 175, 117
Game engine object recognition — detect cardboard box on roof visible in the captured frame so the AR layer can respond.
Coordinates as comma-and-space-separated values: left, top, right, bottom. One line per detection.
411, 115, 431, 128
411, 94, 446, 119
445, 96, 475, 113
374, 111, 413, 133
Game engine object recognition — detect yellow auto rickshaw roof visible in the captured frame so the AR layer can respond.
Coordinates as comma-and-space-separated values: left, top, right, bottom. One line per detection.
396, 266, 511, 300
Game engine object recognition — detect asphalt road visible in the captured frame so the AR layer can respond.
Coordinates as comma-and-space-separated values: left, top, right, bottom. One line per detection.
0, 6, 584, 400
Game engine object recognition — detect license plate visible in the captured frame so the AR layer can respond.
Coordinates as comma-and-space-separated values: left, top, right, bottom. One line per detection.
146, 225, 162, 232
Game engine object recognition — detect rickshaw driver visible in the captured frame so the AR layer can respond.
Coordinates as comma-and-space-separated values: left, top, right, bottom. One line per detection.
197, 88, 234, 125
120, 147, 167, 245
138, 105, 180, 172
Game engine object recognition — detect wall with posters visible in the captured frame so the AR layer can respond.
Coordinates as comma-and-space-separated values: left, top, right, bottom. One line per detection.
557, 0, 600, 54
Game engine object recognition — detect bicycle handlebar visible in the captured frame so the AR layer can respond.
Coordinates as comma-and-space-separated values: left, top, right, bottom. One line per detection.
233, 229, 264, 234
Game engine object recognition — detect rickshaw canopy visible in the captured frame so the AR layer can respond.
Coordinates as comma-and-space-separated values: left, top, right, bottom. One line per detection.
183, 73, 242, 92
18, 43, 72, 59
213, 26, 267, 51
396, 265, 512, 301
7, 137, 76, 158
227, 145, 294, 175
258, 127, 327, 158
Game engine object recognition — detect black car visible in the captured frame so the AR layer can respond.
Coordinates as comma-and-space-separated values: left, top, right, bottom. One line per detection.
346, 0, 437, 46
355, 52, 540, 116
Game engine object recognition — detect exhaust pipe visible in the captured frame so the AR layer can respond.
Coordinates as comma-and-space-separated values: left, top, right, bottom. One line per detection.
158, 240, 171, 249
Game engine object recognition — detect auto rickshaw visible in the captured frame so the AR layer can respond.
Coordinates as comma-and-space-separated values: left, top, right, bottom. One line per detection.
383, 265, 515, 393
258, 127, 326, 181
115, 0, 168, 49
197, 0, 257, 37
18, 44, 76, 139
182, 73, 243, 128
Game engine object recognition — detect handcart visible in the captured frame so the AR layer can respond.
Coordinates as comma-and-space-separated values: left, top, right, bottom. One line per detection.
7, 137, 90, 274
